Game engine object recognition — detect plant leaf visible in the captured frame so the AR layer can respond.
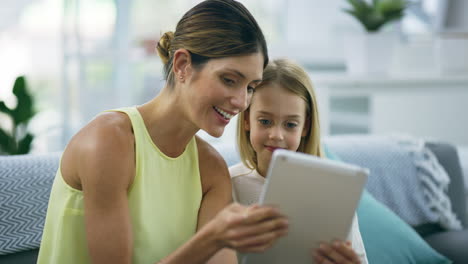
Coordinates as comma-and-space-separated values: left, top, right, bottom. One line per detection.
17, 133, 34, 155
343, 0, 406, 32
0, 101, 13, 115
0, 128, 14, 155
377, 0, 406, 13
12, 76, 35, 126
347, 0, 373, 14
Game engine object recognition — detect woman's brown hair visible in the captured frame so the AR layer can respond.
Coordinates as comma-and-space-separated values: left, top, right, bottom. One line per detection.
156, 0, 268, 86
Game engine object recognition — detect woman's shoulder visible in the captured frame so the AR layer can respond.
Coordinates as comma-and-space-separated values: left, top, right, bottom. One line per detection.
61, 111, 135, 188
195, 136, 230, 195
69, 111, 133, 152
194, 136, 227, 168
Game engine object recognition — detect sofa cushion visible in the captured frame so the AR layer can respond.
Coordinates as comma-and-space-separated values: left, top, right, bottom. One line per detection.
0, 153, 60, 255
325, 146, 452, 264
357, 190, 452, 264
325, 135, 462, 230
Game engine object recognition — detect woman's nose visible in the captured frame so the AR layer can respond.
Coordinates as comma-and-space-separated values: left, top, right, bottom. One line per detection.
230, 88, 249, 111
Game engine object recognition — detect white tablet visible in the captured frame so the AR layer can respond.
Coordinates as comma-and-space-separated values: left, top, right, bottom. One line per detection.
241, 149, 368, 264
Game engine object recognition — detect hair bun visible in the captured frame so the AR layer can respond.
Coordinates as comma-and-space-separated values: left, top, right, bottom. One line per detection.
156, 31, 174, 65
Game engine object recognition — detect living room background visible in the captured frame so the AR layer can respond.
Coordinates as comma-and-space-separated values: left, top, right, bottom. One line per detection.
0, 0, 461, 153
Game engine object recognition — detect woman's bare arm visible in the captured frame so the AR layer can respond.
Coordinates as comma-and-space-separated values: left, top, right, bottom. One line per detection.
59, 113, 136, 264
195, 138, 238, 264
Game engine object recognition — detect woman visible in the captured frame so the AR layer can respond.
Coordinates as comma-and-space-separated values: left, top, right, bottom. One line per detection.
37, 1, 288, 263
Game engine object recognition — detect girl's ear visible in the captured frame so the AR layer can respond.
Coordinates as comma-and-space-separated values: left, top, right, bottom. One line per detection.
172, 48, 192, 81
244, 110, 251, 131
302, 116, 310, 137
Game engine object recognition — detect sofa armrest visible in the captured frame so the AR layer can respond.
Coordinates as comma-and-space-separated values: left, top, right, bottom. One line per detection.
425, 142, 467, 228
0, 249, 39, 264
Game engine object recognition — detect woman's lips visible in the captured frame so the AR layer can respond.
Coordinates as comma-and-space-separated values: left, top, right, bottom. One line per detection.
213, 107, 230, 125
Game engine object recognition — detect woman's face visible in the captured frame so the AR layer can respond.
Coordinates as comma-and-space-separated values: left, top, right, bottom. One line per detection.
183, 52, 264, 138
245, 83, 308, 176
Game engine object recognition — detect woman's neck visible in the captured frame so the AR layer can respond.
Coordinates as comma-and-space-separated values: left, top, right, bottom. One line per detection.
137, 87, 199, 158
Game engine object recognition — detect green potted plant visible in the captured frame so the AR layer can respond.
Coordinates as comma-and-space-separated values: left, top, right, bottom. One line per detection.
0, 76, 36, 155
343, 0, 407, 32
342, 0, 408, 75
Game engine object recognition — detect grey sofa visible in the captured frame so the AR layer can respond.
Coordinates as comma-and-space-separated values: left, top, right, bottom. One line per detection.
0, 136, 467, 264
420, 142, 468, 262
324, 138, 468, 263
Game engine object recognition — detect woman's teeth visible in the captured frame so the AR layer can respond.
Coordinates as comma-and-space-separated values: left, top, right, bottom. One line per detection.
214, 106, 234, 120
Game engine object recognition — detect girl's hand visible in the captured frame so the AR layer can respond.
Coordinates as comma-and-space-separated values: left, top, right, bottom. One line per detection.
312, 240, 361, 264
209, 203, 289, 253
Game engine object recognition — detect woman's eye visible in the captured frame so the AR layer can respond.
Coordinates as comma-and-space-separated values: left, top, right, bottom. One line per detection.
223, 77, 235, 85
247, 86, 255, 94
259, 119, 271, 126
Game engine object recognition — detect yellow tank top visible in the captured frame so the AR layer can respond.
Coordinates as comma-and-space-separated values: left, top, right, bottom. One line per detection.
38, 107, 202, 264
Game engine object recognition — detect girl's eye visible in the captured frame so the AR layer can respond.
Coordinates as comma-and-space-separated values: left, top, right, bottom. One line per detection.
259, 119, 271, 126
285, 122, 298, 129
247, 86, 255, 94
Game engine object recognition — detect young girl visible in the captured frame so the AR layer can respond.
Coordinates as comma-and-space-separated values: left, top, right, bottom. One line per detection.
230, 58, 368, 264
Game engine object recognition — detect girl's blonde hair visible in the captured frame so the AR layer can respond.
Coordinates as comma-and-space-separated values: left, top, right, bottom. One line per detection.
237, 58, 323, 171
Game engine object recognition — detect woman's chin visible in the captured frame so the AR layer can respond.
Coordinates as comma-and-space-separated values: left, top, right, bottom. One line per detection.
204, 127, 225, 138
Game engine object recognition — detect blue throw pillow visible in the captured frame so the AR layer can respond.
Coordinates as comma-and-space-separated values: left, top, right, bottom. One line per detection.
358, 191, 451, 264
324, 145, 452, 264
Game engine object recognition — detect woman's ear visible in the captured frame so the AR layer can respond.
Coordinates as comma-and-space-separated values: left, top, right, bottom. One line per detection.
244, 110, 251, 131
172, 49, 192, 82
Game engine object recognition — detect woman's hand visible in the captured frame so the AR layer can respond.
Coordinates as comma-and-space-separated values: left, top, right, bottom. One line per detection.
209, 203, 289, 253
312, 240, 361, 264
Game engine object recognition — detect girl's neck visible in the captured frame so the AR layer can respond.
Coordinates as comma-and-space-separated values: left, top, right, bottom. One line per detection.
256, 163, 267, 178
137, 87, 199, 158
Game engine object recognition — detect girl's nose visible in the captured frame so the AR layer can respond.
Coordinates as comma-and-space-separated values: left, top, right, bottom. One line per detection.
269, 126, 284, 141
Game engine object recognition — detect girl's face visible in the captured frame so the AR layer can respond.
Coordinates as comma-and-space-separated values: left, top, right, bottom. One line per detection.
245, 83, 309, 176
183, 52, 263, 138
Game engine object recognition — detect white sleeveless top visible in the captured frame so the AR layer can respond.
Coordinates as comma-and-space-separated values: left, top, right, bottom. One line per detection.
229, 162, 368, 264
